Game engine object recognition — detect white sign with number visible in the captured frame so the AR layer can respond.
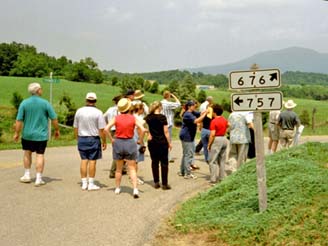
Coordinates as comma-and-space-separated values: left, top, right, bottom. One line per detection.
231, 91, 282, 112
229, 68, 281, 90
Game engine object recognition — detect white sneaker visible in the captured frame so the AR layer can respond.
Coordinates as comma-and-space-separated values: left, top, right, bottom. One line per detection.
81, 182, 88, 191
20, 175, 32, 183
114, 187, 121, 194
184, 174, 197, 179
133, 188, 139, 199
34, 179, 46, 187
87, 183, 100, 191
137, 177, 144, 185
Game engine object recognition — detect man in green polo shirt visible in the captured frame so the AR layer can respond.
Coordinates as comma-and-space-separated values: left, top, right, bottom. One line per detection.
14, 82, 60, 186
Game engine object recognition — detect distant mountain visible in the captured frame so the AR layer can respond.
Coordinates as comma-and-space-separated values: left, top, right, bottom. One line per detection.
187, 47, 328, 75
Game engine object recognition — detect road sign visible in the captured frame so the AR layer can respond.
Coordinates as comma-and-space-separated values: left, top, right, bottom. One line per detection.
231, 91, 282, 112
229, 68, 281, 90
43, 78, 60, 83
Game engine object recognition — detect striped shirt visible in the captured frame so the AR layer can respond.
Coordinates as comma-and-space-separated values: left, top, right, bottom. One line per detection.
160, 99, 181, 127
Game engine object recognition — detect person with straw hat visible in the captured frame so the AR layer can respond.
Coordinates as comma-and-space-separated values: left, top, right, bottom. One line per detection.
104, 98, 147, 199
278, 99, 301, 149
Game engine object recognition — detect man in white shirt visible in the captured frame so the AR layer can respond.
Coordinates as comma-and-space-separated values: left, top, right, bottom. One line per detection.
161, 91, 181, 162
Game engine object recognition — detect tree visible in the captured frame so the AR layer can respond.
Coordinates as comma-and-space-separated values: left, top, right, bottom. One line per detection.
299, 109, 310, 126
0, 42, 36, 76
197, 90, 207, 103
149, 81, 159, 94
10, 51, 50, 77
179, 75, 196, 101
112, 76, 118, 86
10, 91, 23, 116
59, 94, 77, 126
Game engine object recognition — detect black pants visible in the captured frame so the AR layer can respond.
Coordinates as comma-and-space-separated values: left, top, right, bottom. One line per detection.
195, 139, 203, 153
148, 141, 169, 185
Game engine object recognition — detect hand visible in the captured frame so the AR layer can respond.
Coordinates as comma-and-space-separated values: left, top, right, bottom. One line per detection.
54, 129, 60, 139
13, 133, 19, 142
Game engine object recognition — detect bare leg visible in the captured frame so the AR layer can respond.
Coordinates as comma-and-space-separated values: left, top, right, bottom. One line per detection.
80, 159, 88, 178
23, 150, 32, 169
35, 153, 45, 173
88, 160, 97, 178
127, 160, 137, 189
271, 140, 278, 153
115, 160, 124, 188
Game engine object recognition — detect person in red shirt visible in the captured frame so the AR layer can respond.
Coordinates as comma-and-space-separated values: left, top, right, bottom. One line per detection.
105, 98, 146, 198
207, 104, 229, 185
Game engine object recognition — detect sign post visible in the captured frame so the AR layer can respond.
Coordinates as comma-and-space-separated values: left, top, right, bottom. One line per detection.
43, 72, 60, 140
229, 65, 282, 212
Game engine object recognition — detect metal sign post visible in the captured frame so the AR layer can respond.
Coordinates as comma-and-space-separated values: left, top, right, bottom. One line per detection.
43, 72, 60, 140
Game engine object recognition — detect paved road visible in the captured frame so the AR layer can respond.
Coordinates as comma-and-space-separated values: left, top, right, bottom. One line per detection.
0, 136, 327, 246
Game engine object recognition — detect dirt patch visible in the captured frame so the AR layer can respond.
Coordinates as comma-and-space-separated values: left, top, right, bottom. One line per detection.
150, 217, 223, 246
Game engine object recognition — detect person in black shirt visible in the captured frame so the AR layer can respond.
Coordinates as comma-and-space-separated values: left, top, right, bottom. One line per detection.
145, 101, 172, 190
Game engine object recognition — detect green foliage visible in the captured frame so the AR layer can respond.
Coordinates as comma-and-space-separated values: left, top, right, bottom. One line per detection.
0, 42, 102, 83
173, 142, 328, 245
282, 71, 328, 86
179, 74, 196, 101
59, 94, 77, 126
65, 57, 103, 83
10, 91, 23, 113
149, 81, 159, 94
103, 69, 228, 88
0, 42, 36, 76
111, 76, 118, 86
299, 109, 310, 126
197, 90, 207, 103
281, 85, 328, 100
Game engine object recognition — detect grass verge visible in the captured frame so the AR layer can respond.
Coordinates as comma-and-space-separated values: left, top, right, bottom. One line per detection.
153, 142, 328, 245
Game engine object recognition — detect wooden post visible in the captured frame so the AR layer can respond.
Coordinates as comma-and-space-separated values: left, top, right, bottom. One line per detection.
250, 63, 268, 212
254, 112, 267, 212
312, 108, 316, 132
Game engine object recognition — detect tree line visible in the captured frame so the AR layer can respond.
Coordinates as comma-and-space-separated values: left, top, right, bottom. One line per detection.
0, 42, 103, 83
1, 42, 327, 101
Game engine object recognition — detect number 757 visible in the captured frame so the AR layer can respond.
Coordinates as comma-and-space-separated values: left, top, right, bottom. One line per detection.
247, 97, 275, 107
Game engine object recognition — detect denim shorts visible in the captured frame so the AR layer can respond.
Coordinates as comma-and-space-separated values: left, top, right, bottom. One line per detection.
78, 136, 102, 160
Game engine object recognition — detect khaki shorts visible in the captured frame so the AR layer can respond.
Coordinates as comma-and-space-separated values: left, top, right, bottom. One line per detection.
268, 123, 280, 141
279, 130, 294, 148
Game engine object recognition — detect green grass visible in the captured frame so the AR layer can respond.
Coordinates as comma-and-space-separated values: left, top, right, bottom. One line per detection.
172, 142, 328, 245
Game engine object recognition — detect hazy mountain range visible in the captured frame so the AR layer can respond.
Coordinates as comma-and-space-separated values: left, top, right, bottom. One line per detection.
187, 47, 328, 75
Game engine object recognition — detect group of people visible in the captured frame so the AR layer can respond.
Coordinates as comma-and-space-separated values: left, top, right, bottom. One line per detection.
267, 99, 302, 154
14, 82, 302, 198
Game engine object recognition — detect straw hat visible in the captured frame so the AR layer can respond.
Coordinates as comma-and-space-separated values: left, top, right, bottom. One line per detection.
284, 99, 297, 109
86, 92, 97, 100
117, 98, 131, 113
134, 90, 145, 100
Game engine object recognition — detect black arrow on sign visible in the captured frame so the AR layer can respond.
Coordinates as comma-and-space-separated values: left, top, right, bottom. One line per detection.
269, 72, 278, 81
234, 97, 243, 106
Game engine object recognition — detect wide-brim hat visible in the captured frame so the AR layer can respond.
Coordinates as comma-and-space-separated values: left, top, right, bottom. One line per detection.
134, 90, 145, 100
86, 92, 97, 100
117, 98, 131, 113
284, 99, 297, 109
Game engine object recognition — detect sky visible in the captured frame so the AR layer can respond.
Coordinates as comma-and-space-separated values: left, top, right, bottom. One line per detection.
1, 0, 328, 73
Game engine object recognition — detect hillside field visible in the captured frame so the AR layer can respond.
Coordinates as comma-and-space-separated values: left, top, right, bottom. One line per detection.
0, 76, 327, 146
